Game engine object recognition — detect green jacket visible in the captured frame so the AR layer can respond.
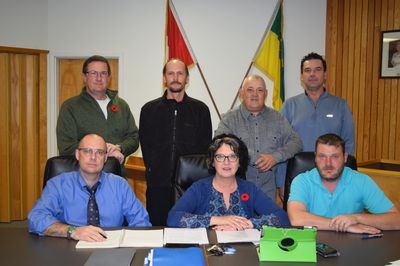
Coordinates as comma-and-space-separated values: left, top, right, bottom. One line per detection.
56, 88, 139, 158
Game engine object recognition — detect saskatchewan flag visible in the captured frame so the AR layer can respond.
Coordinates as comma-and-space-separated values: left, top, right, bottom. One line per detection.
254, 1, 284, 110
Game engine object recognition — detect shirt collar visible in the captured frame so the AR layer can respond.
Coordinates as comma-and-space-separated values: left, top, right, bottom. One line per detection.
77, 171, 104, 189
304, 88, 328, 98
161, 90, 188, 103
239, 103, 267, 119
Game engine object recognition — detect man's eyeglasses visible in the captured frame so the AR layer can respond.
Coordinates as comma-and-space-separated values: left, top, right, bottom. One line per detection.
86, 70, 109, 78
78, 148, 107, 157
214, 154, 239, 162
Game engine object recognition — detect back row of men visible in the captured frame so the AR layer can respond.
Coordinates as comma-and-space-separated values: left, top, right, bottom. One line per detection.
55, 53, 354, 227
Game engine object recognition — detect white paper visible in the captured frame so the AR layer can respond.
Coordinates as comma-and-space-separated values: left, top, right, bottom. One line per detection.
387, 259, 400, 266
120, 229, 163, 247
76, 229, 164, 249
76, 230, 124, 249
216, 228, 261, 243
163, 228, 209, 245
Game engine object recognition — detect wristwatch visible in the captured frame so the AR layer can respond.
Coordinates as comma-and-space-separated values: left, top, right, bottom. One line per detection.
67, 226, 76, 239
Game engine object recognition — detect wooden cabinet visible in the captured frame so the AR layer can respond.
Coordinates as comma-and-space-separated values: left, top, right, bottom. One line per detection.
358, 159, 400, 209
125, 156, 146, 206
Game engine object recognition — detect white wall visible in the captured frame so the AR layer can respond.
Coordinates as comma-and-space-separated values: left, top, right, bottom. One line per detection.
0, 0, 48, 49
0, 0, 326, 157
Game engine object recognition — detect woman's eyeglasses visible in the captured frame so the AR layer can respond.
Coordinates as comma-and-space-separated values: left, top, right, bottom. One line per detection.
214, 154, 238, 162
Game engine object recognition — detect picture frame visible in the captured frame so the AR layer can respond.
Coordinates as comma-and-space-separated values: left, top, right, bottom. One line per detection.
380, 30, 400, 78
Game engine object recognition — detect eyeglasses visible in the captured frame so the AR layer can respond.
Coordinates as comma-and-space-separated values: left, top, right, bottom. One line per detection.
86, 70, 109, 78
214, 154, 239, 162
78, 148, 107, 157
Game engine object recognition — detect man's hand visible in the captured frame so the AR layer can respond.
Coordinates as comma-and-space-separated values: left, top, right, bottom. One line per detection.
345, 223, 381, 234
106, 143, 124, 164
329, 214, 358, 232
71, 225, 108, 242
255, 154, 277, 172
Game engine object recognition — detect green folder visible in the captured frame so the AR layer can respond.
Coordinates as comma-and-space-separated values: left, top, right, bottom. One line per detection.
259, 226, 317, 262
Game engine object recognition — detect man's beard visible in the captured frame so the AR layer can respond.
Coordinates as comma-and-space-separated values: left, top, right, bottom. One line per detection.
168, 81, 185, 93
317, 165, 345, 183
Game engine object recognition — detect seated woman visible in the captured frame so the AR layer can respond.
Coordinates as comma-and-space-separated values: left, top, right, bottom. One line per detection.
167, 134, 290, 230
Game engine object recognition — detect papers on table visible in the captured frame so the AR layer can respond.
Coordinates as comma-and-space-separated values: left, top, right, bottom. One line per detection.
76, 227, 261, 249
387, 259, 400, 266
120, 229, 164, 247
76, 229, 164, 249
163, 227, 209, 245
216, 228, 261, 244
76, 230, 124, 249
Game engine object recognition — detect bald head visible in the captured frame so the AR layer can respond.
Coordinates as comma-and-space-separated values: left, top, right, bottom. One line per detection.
240, 74, 268, 114
241, 74, 266, 89
78, 134, 107, 151
163, 58, 189, 76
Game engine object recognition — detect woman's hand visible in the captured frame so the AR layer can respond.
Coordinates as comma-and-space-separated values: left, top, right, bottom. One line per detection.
210, 215, 253, 231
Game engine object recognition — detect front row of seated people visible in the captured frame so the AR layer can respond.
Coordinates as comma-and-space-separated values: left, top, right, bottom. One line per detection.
28, 133, 400, 242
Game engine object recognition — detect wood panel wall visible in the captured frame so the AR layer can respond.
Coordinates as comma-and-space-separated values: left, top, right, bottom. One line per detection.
0, 46, 48, 222
325, 0, 400, 162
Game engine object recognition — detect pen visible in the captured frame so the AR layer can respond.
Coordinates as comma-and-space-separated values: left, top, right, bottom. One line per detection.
99, 232, 108, 239
361, 233, 383, 240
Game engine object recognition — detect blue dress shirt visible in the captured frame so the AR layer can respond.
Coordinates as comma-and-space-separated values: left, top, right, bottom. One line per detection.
28, 171, 151, 235
281, 91, 355, 154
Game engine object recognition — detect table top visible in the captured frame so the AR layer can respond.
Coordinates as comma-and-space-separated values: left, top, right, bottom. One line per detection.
0, 227, 399, 266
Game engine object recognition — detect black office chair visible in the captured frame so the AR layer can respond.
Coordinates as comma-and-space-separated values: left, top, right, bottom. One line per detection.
43, 155, 122, 188
283, 151, 357, 210
174, 154, 210, 202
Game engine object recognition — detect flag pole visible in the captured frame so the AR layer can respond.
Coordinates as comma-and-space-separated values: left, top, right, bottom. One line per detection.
169, 0, 220, 119
229, 0, 282, 110
229, 62, 253, 110
196, 62, 221, 119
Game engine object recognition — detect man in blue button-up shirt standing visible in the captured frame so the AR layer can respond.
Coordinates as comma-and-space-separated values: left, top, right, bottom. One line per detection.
28, 134, 150, 242
280, 52, 355, 155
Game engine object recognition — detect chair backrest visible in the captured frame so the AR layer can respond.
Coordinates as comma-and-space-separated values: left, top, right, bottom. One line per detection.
174, 154, 210, 202
43, 155, 122, 188
283, 151, 357, 210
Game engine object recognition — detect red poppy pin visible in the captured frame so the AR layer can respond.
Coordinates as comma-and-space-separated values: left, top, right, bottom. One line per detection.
241, 193, 249, 201
111, 105, 119, 112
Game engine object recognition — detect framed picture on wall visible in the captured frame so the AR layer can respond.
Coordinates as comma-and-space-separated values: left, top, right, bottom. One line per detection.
380, 30, 400, 78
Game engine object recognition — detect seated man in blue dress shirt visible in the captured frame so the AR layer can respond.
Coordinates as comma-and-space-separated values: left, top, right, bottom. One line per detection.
28, 134, 150, 241
288, 133, 400, 234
